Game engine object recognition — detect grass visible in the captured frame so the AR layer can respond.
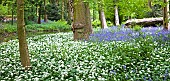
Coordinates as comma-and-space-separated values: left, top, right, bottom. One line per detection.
0, 26, 170, 80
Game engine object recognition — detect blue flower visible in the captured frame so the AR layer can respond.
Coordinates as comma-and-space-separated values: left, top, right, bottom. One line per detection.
110, 70, 116, 75
123, 65, 126, 70
89, 26, 170, 42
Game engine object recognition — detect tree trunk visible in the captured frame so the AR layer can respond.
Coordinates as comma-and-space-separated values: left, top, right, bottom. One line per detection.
61, 0, 65, 20
163, 0, 169, 30
72, 0, 93, 40
114, 5, 120, 26
17, 0, 31, 70
98, 0, 107, 29
99, 10, 108, 28
12, 7, 14, 25
148, 0, 152, 9
44, 0, 47, 22
67, 0, 73, 24
38, 5, 41, 24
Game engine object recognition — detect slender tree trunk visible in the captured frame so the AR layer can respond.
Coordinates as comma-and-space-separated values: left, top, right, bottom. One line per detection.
72, 0, 93, 40
98, 0, 107, 29
11, 2, 14, 25
67, 0, 73, 24
115, 5, 120, 26
17, 0, 31, 70
163, 0, 169, 30
148, 0, 152, 9
38, 5, 41, 24
61, 0, 65, 20
44, 0, 47, 22
99, 10, 108, 28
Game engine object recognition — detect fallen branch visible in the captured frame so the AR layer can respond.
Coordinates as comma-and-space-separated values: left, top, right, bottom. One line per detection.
125, 17, 163, 27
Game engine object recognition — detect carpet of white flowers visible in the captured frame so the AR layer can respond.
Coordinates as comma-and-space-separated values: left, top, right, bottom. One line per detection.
0, 32, 170, 81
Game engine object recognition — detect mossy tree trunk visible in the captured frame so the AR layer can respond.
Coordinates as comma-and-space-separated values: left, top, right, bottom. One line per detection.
17, 0, 31, 70
72, 0, 93, 40
163, 0, 169, 30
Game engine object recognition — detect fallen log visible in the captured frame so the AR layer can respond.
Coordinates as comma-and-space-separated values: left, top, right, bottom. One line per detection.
125, 17, 163, 27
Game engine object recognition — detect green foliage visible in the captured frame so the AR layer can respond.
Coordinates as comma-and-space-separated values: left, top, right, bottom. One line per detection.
0, 20, 71, 34
118, 0, 150, 19
92, 19, 113, 28
133, 25, 142, 31
104, 0, 152, 23
0, 4, 8, 15
107, 21, 114, 27
0, 24, 17, 33
92, 19, 101, 28
46, 4, 62, 21
26, 20, 71, 32
0, 32, 169, 80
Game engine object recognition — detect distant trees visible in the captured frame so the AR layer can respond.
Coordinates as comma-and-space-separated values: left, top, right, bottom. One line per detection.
72, 0, 93, 40
17, 0, 31, 70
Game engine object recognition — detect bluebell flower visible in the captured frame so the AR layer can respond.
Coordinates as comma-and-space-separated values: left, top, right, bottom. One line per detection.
125, 74, 128, 79
164, 69, 169, 81
148, 78, 152, 81
143, 76, 146, 81
110, 70, 116, 75
89, 26, 170, 42
123, 65, 126, 70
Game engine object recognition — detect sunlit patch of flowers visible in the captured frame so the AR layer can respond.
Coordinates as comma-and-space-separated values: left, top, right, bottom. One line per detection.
0, 31, 170, 80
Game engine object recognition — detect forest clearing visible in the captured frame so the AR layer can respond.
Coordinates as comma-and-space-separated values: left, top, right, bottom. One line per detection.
0, 0, 170, 80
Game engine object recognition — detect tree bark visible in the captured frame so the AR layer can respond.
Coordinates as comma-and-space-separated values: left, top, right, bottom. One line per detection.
17, 0, 31, 70
114, 5, 120, 26
163, 0, 169, 30
72, 0, 93, 40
